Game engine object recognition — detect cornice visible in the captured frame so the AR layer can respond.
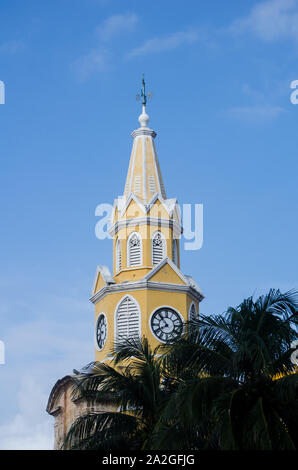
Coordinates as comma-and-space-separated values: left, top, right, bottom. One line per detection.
131, 128, 156, 139
89, 279, 204, 305
108, 216, 183, 237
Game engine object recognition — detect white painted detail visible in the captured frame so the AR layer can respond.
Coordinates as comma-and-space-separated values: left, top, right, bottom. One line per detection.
115, 295, 141, 341
152, 231, 166, 265
134, 175, 141, 194
142, 136, 147, 202
91, 265, 115, 295
172, 239, 177, 265
127, 232, 142, 266
148, 175, 156, 193
116, 238, 121, 272
189, 302, 197, 321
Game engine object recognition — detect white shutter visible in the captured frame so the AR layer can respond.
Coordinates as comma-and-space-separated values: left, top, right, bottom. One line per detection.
116, 238, 121, 272
172, 239, 177, 265
189, 303, 197, 321
134, 176, 141, 194
152, 232, 165, 265
116, 296, 140, 340
128, 233, 141, 266
148, 175, 156, 193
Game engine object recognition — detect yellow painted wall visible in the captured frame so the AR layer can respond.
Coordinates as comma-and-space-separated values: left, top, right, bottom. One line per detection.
94, 288, 197, 362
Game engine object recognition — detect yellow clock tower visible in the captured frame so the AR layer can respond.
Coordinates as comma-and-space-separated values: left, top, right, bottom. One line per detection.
47, 77, 204, 449
91, 77, 204, 360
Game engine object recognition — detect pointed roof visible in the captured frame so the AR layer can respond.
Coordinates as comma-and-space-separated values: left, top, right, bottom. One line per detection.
123, 79, 166, 205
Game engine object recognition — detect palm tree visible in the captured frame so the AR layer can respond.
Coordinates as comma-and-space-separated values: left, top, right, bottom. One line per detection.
63, 289, 298, 450
153, 288, 298, 450
63, 337, 177, 450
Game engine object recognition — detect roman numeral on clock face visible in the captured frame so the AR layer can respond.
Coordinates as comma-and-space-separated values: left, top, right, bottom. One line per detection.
150, 307, 183, 342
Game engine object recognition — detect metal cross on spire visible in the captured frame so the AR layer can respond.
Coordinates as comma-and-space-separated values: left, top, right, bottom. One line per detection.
136, 74, 152, 110
141, 73, 147, 106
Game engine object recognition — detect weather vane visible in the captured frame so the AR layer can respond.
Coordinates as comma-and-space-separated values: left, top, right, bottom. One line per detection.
136, 74, 152, 107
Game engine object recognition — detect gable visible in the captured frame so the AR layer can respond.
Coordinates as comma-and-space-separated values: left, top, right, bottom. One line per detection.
94, 272, 107, 294
148, 262, 187, 285
147, 199, 170, 219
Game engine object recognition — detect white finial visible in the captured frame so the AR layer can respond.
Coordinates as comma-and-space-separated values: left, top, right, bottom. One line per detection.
139, 106, 150, 128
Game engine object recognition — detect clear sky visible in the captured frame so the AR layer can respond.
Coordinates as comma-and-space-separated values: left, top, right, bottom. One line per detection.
0, 0, 298, 449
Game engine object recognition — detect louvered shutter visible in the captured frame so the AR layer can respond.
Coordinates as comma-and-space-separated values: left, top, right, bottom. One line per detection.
148, 175, 156, 193
172, 239, 177, 265
128, 233, 141, 266
116, 296, 140, 340
152, 232, 165, 265
116, 238, 121, 272
134, 176, 141, 194
189, 303, 197, 321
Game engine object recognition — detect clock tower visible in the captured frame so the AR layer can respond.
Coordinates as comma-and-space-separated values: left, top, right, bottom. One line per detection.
91, 76, 204, 360
46, 77, 204, 449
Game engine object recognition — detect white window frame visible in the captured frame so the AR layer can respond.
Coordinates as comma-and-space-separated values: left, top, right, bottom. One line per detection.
127, 231, 142, 267
94, 312, 108, 352
151, 231, 167, 265
114, 294, 141, 343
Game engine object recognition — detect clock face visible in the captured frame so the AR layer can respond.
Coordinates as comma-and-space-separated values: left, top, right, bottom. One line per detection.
150, 307, 183, 342
96, 313, 107, 351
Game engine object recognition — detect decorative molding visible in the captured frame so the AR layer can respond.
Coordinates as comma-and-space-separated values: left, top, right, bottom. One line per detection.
143, 256, 188, 285
151, 230, 167, 266
127, 231, 143, 267
108, 216, 182, 237
131, 128, 156, 139
90, 279, 204, 305
91, 265, 115, 295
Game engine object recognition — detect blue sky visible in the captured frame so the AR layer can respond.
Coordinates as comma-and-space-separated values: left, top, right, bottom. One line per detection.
0, 0, 298, 449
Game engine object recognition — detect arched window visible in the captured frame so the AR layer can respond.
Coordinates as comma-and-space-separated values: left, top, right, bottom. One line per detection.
115, 295, 140, 341
172, 238, 177, 265
152, 232, 166, 265
127, 232, 142, 266
189, 302, 197, 322
116, 238, 121, 272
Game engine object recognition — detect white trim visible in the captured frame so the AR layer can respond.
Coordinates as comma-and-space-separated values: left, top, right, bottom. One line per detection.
151, 230, 167, 265
116, 238, 121, 273
116, 193, 177, 218
127, 231, 143, 267
91, 265, 115, 295
143, 256, 188, 285
90, 280, 204, 305
114, 294, 141, 344
142, 135, 147, 202
120, 193, 147, 217
131, 128, 156, 139
149, 305, 184, 343
94, 312, 108, 352
151, 138, 162, 196
128, 136, 138, 196
123, 138, 135, 197
172, 238, 178, 265
152, 139, 166, 199
108, 216, 182, 238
